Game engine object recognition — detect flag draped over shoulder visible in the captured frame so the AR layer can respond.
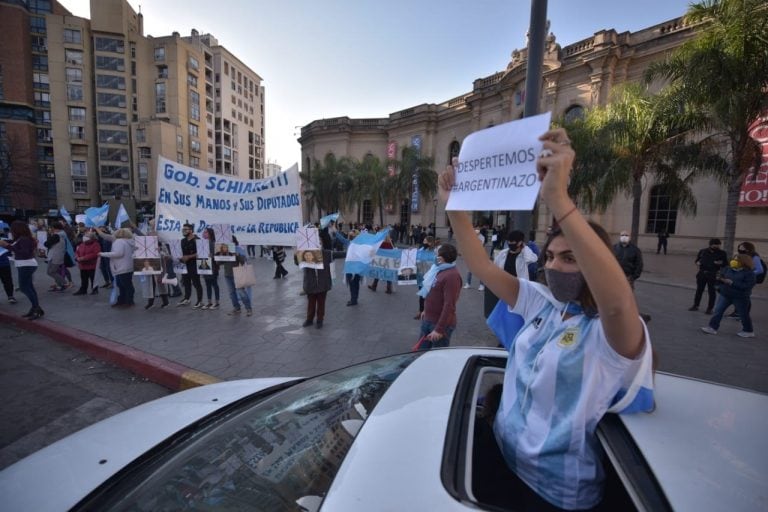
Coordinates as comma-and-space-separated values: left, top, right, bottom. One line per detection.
84, 203, 110, 227
343, 228, 389, 275
114, 203, 130, 229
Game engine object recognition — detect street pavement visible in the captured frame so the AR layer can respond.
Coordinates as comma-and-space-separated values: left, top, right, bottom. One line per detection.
1, 249, 766, 393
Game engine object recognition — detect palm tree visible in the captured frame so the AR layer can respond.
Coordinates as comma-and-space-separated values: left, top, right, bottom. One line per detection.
566, 83, 726, 244
645, 0, 768, 253
352, 154, 389, 226
386, 146, 437, 228
300, 153, 354, 220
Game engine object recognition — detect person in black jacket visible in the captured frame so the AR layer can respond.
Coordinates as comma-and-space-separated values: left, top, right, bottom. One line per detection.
272, 246, 288, 279
177, 223, 203, 308
612, 231, 643, 288
689, 238, 728, 314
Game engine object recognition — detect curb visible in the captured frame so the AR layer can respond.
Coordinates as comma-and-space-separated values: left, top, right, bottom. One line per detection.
0, 311, 220, 391
638, 277, 768, 301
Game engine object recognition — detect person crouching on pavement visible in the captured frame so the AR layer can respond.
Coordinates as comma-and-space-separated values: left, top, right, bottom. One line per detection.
417, 243, 462, 349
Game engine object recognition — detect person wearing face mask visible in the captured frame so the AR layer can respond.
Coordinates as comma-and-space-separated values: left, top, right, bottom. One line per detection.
73, 230, 100, 295
612, 231, 643, 288
440, 128, 654, 512
416, 243, 462, 349
724, 241, 764, 320
484, 230, 539, 318
701, 253, 756, 338
177, 223, 204, 308
689, 238, 728, 314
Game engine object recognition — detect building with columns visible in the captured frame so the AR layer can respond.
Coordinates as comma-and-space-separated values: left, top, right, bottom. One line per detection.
298, 16, 767, 252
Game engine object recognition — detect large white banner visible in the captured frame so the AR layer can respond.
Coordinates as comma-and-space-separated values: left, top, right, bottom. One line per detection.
154, 156, 302, 245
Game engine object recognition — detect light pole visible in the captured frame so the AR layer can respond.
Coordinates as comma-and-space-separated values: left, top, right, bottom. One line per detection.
433, 198, 438, 237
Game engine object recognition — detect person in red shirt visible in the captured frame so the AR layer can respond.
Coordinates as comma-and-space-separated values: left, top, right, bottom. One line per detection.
418, 243, 463, 349
73, 229, 101, 295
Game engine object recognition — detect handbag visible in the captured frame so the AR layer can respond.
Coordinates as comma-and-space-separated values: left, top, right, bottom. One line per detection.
233, 263, 257, 289
161, 273, 178, 286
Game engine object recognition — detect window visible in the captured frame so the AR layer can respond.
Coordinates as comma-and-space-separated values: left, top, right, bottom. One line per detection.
190, 140, 201, 153
33, 91, 50, 106
189, 124, 199, 137
449, 141, 461, 161
157, 66, 168, 79
138, 147, 151, 159
70, 160, 87, 176
65, 49, 83, 65
190, 156, 200, 168
177, 152, 184, 164
362, 199, 374, 225
67, 84, 83, 101
32, 72, 49, 89
68, 107, 86, 121
30, 16, 46, 34
154, 47, 165, 62
136, 128, 146, 143
100, 147, 129, 162
66, 68, 82, 83
97, 92, 126, 108
64, 28, 82, 44
72, 179, 88, 194
36, 127, 52, 142
96, 74, 126, 90
32, 55, 48, 71
188, 56, 199, 70
68, 125, 85, 139
95, 55, 125, 71
100, 183, 130, 197
31, 35, 47, 52
95, 37, 124, 53
97, 111, 127, 126
138, 162, 148, 180
29, 0, 52, 14
223, 62, 228, 75
189, 90, 200, 121
98, 129, 128, 144
155, 82, 166, 113
176, 134, 183, 150
646, 185, 678, 235
130, 43, 136, 58
187, 74, 198, 87
36, 110, 51, 125
564, 105, 585, 124
100, 166, 129, 179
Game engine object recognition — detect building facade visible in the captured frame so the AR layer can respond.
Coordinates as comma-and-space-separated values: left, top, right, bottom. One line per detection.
0, 0, 265, 219
298, 17, 767, 253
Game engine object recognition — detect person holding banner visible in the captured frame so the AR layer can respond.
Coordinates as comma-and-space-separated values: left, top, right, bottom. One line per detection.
178, 223, 204, 309
440, 128, 654, 511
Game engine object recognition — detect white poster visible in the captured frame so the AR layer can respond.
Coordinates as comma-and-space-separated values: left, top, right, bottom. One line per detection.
446, 112, 552, 212
296, 227, 320, 251
154, 157, 302, 245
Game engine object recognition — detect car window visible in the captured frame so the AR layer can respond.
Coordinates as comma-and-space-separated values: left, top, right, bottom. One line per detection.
86, 353, 419, 512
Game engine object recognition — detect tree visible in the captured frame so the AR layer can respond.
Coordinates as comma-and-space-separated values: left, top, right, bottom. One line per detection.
386, 146, 437, 227
300, 153, 354, 220
645, 0, 768, 253
351, 154, 388, 226
565, 83, 726, 244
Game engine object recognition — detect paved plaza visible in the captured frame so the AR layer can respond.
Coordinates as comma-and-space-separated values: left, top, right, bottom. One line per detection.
1, 250, 766, 393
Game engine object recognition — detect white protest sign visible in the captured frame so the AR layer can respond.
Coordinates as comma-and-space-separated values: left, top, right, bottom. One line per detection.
296, 227, 320, 251
210, 223, 233, 243
134, 236, 159, 259
154, 156, 302, 245
446, 112, 552, 211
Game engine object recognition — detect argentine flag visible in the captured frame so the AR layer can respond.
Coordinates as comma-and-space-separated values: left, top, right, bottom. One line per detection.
114, 203, 130, 229
343, 228, 389, 276
84, 203, 109, 227
320, 212, 340, 229
59, 206, 72, 225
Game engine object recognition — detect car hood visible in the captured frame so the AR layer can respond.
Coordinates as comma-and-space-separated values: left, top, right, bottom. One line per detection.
0, 377, 297, 512
619, 373, 768, 512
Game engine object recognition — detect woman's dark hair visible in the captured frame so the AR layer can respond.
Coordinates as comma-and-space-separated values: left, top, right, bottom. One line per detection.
437, 243, 458, 263
739, 242, 756, 255
10, 220, 32, 239
205, 227, 216, 242
541, 220, 612, 317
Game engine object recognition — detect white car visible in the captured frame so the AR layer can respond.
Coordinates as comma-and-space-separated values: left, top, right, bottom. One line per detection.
0, 348, 766, 511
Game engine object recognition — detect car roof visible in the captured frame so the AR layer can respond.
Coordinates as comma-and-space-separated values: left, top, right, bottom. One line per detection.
320, 347, 502, 511
0, 378, 296, 512
619, 373, 768, 512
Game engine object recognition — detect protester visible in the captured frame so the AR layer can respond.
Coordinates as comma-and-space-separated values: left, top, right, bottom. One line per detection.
178, 223, 203, 308
483, 230, 539, 320
342, 229, 360, 306
43, 221, 68, 291
367, 235, 394, 293
414, 236, 436, 319
272, 245, 288, 279
0, 221, 39, 317
219, 237, 253, 316
463, 229, 486, 291
0, 234, 16, 304
95, 227, 114, 289
142, 235, 171, 310
96, 227, 136, 307
416, 243, 462, 349
201, 227, 220, 309
726, 241, 764, 319
302, 230, 332, 328
73, 229, 100, 295
441, 127, 654, 511
701, 253, 756, 338
613, 230, 643, 288
689, 238, 728, 314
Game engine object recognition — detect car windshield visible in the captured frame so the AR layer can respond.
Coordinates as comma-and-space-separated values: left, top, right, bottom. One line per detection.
89, 353, 419, 511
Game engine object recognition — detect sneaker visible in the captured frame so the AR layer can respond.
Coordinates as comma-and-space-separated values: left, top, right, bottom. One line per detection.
203, 303, 213, 310
246, 309, 253, 316
302, 319, 313, 327
737, 331, 755, 338
211, 303, 220, 310
700, 326, 717, 335
688, 306, 698, 311
227, 309, 242, 315
463, 284, 471, 289
91, 287, 99, 295
176, 299, 190, 307
478, 285, 485, 291
8, 297, 17, 304
192, 302, 204, 309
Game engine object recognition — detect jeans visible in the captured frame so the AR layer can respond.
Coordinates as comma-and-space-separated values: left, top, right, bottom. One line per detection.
347, 274, 360, 304
224, 275, 251, 310
47, 261, 65, 287
274, 262, 288, 278
466, 272, 482, 287
204, 275, 220, 302
0, 266, 13, 298
114, 272, 135, 305
709, 293, 753, 333
693, 271, 717, 311
100, 256, 113, 284
17, 266, 39, 308
419, 319, 455, 349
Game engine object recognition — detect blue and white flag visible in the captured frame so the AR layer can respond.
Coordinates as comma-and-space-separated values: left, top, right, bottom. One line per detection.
59, 206, 72, 225
343, 228, 390, 275
114, 203, 130, 229
320, 212, 340, 229
84, 203, 110, 227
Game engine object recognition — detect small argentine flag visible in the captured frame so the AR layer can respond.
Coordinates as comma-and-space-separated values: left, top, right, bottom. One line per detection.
84, 203, 110, 227
59, 206, 72, 225
343, 228, 390, 276
114, 203, 130, 229
320, 212, 340, 229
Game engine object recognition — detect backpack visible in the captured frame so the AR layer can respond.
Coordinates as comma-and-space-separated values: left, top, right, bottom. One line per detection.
756, 257, 767, 284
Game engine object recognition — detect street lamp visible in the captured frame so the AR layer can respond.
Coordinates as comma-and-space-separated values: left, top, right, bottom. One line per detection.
433, 198, 438, 237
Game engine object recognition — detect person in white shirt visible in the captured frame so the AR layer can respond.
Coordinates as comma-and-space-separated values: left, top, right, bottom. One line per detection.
441, 128, 654, 511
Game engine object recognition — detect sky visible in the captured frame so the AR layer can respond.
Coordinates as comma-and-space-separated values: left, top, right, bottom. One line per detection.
59, 0, 695, 169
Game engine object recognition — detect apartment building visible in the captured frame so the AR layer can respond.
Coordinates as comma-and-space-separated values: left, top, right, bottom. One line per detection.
265, 161, 281, 178
0, 0, 265, 218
